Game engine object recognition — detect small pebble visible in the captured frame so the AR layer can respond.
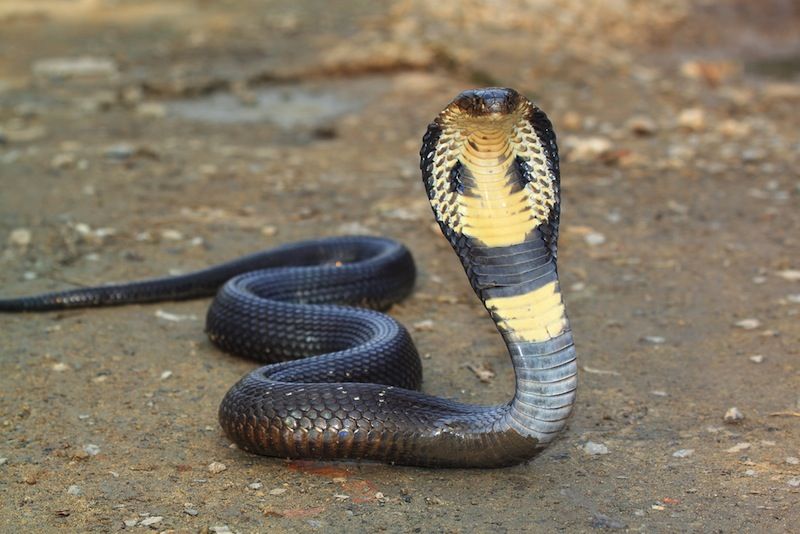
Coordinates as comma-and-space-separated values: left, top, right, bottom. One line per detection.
248, 482, 263, 490
724, 407, 744, 424
136, 102, 166, 119
51, 153, 76, 170
590, 513, 627, 530
777, 269, 800, 282
104, 143, 136, 160
268, 488, 287, 496
0, 458, 7, 466
744, 469, 757, 477
83, 444, 101, 456
123, 519, 138, 527
412, 319, 435, 331
52, 362, 71, 372
32, 56, 117, 78
564, 136, 612, 162
139, 516, 163, 526
67, 485, 81, 495
210, 527, 232, 534
160, 370, 173, 380
748, 355, 764, 363
642, 335, 666, 345
155, 310, 198, 322
9, 228, 32, 247
160, 229, 184, 241
787, 294, 800, 304
183, 508, 198, 516
726, 442, 751, 453
786, 457, 799, 465
584, 232, 606, 246
734, 318, 761, 330
677, 108, 705, 131
207, 461, 227, 474
583, 441, 609, 455
672, 449, 694, 458
626, 115, 657, 136
788, 478, 800, 488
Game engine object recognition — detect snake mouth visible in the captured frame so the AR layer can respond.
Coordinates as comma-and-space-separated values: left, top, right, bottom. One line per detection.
449, 87, 523, 118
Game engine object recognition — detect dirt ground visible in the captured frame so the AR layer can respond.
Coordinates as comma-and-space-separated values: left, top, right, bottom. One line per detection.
1, 1, 799, 532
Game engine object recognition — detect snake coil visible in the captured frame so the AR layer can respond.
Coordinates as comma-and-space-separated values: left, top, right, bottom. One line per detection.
0, 88, 576, 467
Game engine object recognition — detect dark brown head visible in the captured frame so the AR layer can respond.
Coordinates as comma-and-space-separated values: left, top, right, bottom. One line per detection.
449, 87, 523, 117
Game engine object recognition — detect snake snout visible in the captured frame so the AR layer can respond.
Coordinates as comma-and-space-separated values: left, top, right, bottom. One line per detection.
452, 87, 521, 116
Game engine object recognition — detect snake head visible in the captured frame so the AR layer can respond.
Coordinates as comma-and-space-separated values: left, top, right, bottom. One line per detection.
449, 87, 523, 117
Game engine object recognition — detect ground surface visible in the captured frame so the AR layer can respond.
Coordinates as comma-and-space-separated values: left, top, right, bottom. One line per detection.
1, 1, 799, 532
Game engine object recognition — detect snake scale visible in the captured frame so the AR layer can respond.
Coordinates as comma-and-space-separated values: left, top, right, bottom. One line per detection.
0, 88, 577, 468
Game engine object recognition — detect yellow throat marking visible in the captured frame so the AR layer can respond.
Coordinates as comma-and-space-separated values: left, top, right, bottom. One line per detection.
485, 280, 566, 342
428, 107, 557, 247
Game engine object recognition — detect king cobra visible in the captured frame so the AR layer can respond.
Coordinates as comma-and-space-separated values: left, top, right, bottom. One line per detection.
0, 88, 576, 468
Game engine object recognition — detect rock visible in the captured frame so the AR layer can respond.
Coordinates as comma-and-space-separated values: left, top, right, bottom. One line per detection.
724, 407, 744, 424
748, 355, 764, 363
680, 60, 739, 84
1, 125, 46, 143
564, 136, 612, 162
590, 513, 627, 530
672, 449, 694, 458
776, 269, 800, 282
32, 56, 117, 78
8, 228, 32, 247
717, 119, 751, 137
583, 441, 609, 455
626, 115, 657, 136
677, 108, 705, 131
52, 362, 70, 372
104, 143, 136, 160
641, 335, 666, 345
268, 488, 287, 496
136, 102, 166, 119
725, 442, 750, 453
83, 444, 101, 456
261, 225, 278, 237
207, 461, 227, 474
733, 318, 761, 330
412, 319, 435, 331
160, 229, 184, 241
786, 457, 799, 465
584, 232, 606, 246
51, 153, 77, 170
139, 516, 163, 526
788, 478, 800, 487
248, 482, 263, 490
123, 519, 138, 527
66, 485, 81, 495
467, 362, 496, 383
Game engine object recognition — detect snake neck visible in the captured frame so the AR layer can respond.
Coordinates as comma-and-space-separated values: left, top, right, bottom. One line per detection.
420, 89, 576, 445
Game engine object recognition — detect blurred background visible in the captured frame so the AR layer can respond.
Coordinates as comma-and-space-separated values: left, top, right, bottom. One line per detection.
0, 1, 798, 532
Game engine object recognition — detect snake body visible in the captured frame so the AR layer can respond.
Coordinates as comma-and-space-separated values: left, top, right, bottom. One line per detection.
0, 88, 576, 468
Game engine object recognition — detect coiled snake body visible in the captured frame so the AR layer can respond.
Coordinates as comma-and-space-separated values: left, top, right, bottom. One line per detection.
0, 88, 576, 468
